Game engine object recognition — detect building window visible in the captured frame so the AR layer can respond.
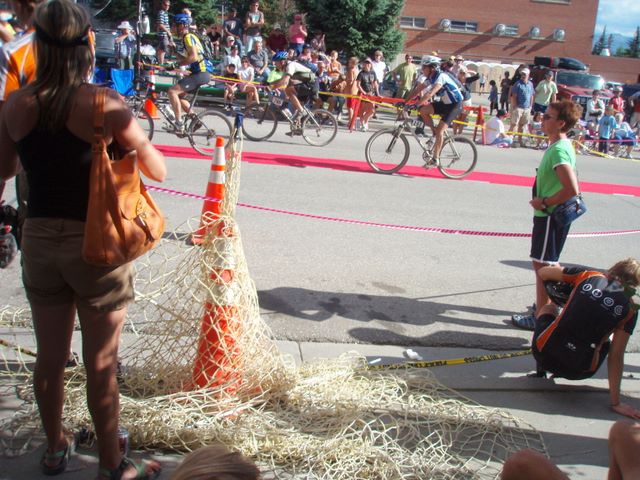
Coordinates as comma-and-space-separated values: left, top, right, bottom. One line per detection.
400, 16, 426, 29
504, 24, 519, 36
532, 0, 570, 4
450, 20, 478, 33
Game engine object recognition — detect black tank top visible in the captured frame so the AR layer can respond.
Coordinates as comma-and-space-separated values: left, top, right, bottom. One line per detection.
15, 124, 93, 221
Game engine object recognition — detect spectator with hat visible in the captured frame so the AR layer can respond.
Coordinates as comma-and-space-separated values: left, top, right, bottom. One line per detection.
450, 54, 466, 77
533, 70, 557, 113
609, 86, 625, 114
266, 23, 287, 53
509, 67, 535, 145
223, 34, 241, 56
114, 20, 136, 70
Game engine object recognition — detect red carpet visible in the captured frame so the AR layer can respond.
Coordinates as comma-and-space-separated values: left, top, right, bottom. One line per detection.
156, 144, 640, 197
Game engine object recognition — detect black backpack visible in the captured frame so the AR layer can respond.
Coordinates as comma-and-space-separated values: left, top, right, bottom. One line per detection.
533, 273, 637, 380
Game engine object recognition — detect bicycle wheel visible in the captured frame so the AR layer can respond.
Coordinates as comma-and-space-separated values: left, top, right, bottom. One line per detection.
365, 128, 410, 174
242, 104, 278, 141
437, 136, 478, 179
301, 109, 337, 146
126, 97, 154, 141
188, 111, 233, 156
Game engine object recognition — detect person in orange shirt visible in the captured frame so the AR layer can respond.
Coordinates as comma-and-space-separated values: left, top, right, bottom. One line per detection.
0, 0, 43, 207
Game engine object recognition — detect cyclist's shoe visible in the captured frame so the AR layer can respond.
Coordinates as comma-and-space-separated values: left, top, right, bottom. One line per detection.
172, 121, 185, 134
415, 126, 425, 136
285, 128, 303, 137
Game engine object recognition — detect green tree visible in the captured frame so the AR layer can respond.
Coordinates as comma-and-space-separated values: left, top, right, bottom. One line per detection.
92, 0, 139, 26
293, 0, 405, 59
592, 25, 607, 55
628, 26, 640, 58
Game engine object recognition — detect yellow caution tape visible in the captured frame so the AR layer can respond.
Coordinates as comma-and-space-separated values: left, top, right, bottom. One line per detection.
367, 348, 532, 371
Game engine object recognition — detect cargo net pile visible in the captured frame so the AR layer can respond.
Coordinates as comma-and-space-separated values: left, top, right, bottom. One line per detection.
0, 138, 546, 479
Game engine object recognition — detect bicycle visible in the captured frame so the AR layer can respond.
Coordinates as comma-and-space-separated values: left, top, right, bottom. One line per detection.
364, 106, 478, 179
125, 75, 232, 156
241, 89, 338, 146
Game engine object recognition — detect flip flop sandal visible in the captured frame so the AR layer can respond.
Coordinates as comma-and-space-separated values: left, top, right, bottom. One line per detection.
41, 441, 71, 476
99, 456, 161, 480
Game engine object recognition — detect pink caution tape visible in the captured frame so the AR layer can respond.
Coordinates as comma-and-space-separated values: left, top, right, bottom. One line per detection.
145, 186, 640, 239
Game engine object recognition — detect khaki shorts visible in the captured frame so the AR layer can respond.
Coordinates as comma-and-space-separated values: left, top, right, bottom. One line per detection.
21, 218, 134, 312
510, 107, 531, 129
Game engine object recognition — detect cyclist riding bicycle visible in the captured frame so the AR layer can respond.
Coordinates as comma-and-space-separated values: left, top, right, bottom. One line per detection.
268, 50, 317, 122
405, 55, 464, 162
166, 13, 213, 132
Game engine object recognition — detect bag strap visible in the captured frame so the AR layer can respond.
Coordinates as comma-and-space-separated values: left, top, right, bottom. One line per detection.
92, 87, 107, 144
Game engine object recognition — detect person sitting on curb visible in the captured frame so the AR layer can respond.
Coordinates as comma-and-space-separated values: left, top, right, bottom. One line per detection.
485, 109, 512, 147
501, 420, 640, 480
531, 258, 640, 419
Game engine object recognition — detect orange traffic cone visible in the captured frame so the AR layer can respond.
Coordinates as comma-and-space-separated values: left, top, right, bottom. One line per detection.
144, 69, 159, 119
191, 137, 226, 245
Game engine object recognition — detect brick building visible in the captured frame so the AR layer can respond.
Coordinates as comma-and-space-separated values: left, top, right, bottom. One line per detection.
399, 0, 639, 83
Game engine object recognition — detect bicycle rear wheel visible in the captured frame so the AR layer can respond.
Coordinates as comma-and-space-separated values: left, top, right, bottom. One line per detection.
301, 109, 338, 146
126, 96, 154, 141
437, 136, 478, 179
188, 111, 232, 156
242, 104, 278, 141
365, 128, 410, 174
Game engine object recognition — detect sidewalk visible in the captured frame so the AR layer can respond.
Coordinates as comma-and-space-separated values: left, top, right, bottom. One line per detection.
2, 336, 638, 479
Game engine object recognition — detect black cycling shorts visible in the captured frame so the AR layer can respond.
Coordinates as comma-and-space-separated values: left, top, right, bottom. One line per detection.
433, 101, 463, 126
177, 71, 211, 93
294, 82, 318, 102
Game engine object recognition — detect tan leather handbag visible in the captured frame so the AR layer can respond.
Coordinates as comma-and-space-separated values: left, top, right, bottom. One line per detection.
82, 88, 164, 266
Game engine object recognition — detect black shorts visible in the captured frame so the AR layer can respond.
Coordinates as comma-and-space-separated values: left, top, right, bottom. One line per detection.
529, 215, 571, 264
177, 71, 211, 93
433, 101, 463, 126
294, 82, 318, 102
157, 34, 170, 51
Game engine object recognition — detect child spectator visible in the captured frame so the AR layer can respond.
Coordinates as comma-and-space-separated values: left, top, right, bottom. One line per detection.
488, 79, 498, 115
326, 50, 343, 80
485, 109, 513, 147
223, 63, 239, 110
314, 61, 331, 109
356, 58, 378, 131
327, 74, 347, 121
344, 56, 359, 126
613, 112, 636, 159
529, 111, 544, 149
598, 105, 617, 155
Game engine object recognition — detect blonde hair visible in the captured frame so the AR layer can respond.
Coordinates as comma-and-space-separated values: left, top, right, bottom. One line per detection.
608, 258, 640, 288
28, 0, 93, 131
171, 444, 260, 480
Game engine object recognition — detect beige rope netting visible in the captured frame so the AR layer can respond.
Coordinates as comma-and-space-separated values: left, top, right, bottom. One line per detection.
1, 132, 546, 478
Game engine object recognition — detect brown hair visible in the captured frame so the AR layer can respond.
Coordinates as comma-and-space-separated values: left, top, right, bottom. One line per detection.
608, 258, 640, 288
28, 0, 92, 131
171, 444, 260, 480
547, 100, 583, 132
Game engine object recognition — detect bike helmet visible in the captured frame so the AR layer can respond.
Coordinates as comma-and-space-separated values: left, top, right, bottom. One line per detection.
173, 13, 191, 26
272, 50, 288, 61
421, 55, 441, 68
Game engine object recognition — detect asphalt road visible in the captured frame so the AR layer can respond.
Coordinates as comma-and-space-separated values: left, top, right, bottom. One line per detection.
2, 107, 639, 352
